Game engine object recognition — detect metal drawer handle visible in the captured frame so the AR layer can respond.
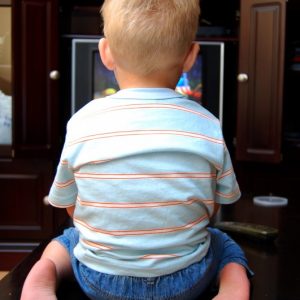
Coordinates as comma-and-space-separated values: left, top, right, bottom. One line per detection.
43, 195, 49, 205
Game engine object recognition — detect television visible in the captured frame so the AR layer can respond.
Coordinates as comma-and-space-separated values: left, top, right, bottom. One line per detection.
71, 38, 224, 124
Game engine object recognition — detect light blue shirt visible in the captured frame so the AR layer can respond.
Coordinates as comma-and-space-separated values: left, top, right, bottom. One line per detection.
48, 88, 240, 277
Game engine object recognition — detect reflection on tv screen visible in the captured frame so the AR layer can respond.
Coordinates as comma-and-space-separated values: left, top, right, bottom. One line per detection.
175, 55, 202, 103
93, 51, 203, 104
93, 51, 119, 98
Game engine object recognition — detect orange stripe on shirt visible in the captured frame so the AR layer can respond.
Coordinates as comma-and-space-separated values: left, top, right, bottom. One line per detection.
73, 215, 208, 236
77, 196, 214, 209
215, 187, 240, 199
67, 130, 224, 147
74, 172, 217, 180
54, 179, 75, 188
141, 254, 179, 259
81, 239, 113, 250
217, 168, 234, 180
47, 197, 74, 208
99, 103, 218, 122
60, 160, 69, 166
202, 199, 215, 206
73, 159, 114, 171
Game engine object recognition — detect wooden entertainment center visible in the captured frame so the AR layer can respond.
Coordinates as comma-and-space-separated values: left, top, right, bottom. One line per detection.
0, 0, 299, 271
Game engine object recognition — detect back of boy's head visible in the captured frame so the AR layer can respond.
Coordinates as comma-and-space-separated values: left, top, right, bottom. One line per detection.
101, 0, 200, 76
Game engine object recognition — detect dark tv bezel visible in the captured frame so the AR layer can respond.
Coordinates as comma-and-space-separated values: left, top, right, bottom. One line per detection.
71, 38, 224, 124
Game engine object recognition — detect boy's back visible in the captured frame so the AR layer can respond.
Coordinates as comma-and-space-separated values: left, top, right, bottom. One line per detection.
49, 87, 240, 276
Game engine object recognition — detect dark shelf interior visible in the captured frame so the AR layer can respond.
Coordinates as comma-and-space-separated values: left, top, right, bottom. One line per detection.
283, 0, 300, 156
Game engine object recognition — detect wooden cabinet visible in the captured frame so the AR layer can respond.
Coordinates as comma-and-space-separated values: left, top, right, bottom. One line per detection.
0, 159, 54, 240
13, 0, 59, 158
0, 0, 290, 269
236, 0, 286, 163
0, 0, 64, 269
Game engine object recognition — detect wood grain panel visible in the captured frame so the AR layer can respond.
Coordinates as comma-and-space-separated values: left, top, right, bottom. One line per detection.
0, 159, 54, 240
236, 0, 286, 162
12, 0, 59, 157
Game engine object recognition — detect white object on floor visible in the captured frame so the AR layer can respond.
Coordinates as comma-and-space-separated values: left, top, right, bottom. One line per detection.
253, 196, 288, 207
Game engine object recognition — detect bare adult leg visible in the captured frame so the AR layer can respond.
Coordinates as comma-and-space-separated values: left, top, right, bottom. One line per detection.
21, 240, 73, 300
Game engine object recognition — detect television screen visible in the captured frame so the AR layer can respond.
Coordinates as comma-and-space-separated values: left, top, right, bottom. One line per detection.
175, 55, 203, 103
93, 51, 119, 98
93, 50, 203, 102
72, 39, 224, 123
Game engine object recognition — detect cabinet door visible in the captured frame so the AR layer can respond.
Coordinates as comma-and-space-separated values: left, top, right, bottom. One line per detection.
236, 0, 286, 162
0, 159, 54, 240
12, 0, 59, 158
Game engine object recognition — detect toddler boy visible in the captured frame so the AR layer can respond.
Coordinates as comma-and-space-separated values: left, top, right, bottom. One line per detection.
21, 1, 251, 299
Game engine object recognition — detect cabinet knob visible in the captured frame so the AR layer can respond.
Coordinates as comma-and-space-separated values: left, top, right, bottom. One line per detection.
49, 70, 60, 80
43, 195, 49, 205
237, 73, 248, 83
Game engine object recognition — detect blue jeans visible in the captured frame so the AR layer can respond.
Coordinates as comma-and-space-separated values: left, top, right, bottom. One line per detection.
55, 227, 253, 300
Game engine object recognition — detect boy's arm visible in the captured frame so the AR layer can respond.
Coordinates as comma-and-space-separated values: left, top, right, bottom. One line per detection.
66, 205, 75, 218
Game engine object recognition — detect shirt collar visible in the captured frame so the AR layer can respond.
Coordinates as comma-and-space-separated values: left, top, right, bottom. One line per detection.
109, 88, 184, 100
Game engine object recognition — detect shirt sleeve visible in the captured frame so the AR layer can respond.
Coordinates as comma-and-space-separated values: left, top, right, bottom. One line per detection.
48, 141, 78, 208
215, 146, 241, 204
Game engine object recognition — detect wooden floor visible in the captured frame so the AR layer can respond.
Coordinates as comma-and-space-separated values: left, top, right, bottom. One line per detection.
0, 272, 8, 280
0, 191, 299, 299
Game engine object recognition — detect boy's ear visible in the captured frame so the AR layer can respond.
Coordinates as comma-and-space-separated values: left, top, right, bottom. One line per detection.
99, 38, 115, 71
182, 43, 200, 73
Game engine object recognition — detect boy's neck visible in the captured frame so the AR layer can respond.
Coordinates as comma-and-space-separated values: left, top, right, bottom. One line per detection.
114, 67, 182, 90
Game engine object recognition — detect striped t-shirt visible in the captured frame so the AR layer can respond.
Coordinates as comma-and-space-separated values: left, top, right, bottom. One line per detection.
48, 88, 240, 277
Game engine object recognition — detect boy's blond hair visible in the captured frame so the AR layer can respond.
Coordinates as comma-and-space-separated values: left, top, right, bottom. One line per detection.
101, 0, 200, 75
